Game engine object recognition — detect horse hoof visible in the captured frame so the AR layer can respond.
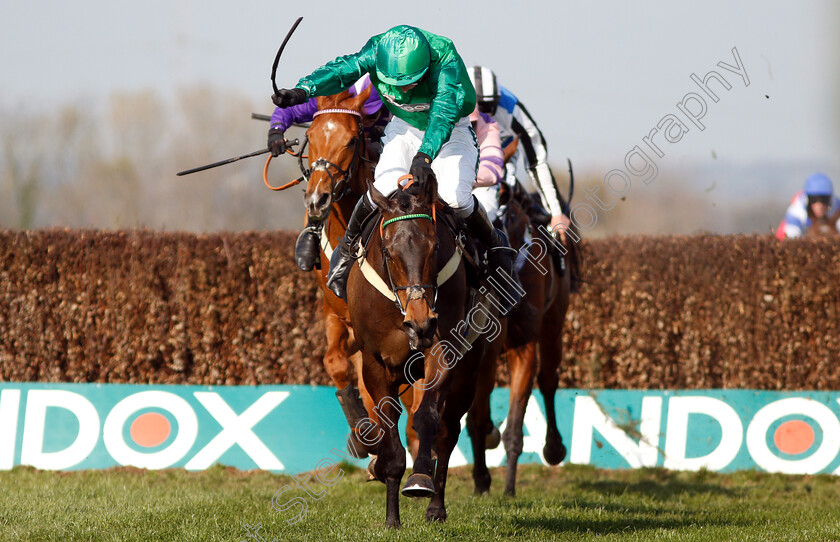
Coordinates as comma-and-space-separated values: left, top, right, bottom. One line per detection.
485, 426, 501, 449
346, 433, 369, 459
426, 505, 447, 522
366, 455, 384, 484
473, 470, 492, 495
543, 441, 567, 466
401, 473, 436, 498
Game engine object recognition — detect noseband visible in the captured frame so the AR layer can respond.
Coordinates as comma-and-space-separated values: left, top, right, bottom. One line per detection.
380, 212, 439, 316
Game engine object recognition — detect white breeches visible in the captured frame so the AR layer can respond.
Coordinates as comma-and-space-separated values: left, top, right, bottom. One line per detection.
473, 185, 500, 223
372, 116, 478, 218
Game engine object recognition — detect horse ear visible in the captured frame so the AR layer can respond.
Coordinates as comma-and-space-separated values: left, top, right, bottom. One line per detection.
348, 84, 373, 112
498, 182, 511, 207
503, 137, 519, 164
316, 95, 332, 109
367, 180, 392, 212
421, 172, 438, 208
336, 88, 353, 102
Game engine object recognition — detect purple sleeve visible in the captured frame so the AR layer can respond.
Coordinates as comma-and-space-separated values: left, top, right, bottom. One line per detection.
269, 98, 319, 131
346, 74, 383, 117
362, 85, 383, 116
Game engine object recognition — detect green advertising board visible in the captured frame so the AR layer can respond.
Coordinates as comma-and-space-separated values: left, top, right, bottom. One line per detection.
1, 383, 838, 475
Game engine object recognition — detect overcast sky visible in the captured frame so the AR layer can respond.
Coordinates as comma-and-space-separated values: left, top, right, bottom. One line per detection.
2, 1, 839, 193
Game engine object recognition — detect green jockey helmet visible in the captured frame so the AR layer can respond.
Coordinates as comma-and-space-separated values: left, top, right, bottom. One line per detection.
375, 26, 431, 86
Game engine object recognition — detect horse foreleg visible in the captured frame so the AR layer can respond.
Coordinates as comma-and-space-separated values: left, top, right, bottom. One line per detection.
426, 408, 463, 522
323, 309, 352, 390
538, 314, 567, 466
466, 353, 497, 495
323, 312, 370, 458
503, 342, 537, 497
402, 383, 442, 498
362, 355, 405, 528
399, 384, 419, 460
343, 350, 379, 458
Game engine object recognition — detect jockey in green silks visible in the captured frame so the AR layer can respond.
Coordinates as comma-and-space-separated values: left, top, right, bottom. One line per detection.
272, 25, 521, 310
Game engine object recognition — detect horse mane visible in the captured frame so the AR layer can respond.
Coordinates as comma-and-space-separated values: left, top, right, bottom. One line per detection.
394, 184, 427, 213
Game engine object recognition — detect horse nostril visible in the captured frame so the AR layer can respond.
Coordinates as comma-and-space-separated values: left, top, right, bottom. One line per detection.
402, 321, 419, 337
402, 321, 421, 349
425, 317, 438, 338
317, 193, 331, 210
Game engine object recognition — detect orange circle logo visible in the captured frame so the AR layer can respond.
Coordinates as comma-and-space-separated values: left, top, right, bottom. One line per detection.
773, 420, 815, 455
129, 412, 172, 448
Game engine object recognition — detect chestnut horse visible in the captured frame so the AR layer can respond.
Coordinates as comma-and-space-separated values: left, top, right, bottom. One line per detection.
346, 178, 503, 527
298, 87, 417, 457
469, 181, 581, 497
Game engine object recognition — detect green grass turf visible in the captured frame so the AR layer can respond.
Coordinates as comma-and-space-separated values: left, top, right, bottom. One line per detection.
1, 463, 840, 541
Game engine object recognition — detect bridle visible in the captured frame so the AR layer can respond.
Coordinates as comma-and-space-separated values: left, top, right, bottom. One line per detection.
297, 108, 369, 202
379, 211, 439, 316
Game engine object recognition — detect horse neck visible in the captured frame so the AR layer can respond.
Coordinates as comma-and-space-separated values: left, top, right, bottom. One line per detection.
322, 123, 374, 237
326, 193, 359, 238
506, 209, 529, 250
327, 158, 371, 236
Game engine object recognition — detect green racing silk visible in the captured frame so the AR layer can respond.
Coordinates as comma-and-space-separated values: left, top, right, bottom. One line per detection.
296, 26, 476, 159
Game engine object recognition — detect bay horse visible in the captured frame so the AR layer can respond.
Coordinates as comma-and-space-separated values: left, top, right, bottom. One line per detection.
297, 86, 417, 457
469, 180, 581, 497
806, 207, 840, 237
346, 177, 503, 527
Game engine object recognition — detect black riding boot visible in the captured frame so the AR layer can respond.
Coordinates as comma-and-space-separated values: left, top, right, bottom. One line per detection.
326, 195, 376, 300
294, 218, 322, 272
465, 196, 523, 312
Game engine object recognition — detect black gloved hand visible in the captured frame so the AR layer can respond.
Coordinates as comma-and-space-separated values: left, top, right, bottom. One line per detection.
409, 152, 435, 189
267, 128, 287, 157
271, 88, 308, 108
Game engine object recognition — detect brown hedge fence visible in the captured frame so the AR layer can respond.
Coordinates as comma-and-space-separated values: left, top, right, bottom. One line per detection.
1, 230, 839, 390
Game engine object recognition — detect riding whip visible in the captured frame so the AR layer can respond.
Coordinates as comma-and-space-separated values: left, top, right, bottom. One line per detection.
176, 140, 299, 176
271, 16, 304, 96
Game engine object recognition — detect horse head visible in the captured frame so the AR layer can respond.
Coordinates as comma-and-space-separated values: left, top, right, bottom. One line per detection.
807, 208, 840, 238
499, 181, 531, 251
369, 177, 440, 351
303, 85, 373, 221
